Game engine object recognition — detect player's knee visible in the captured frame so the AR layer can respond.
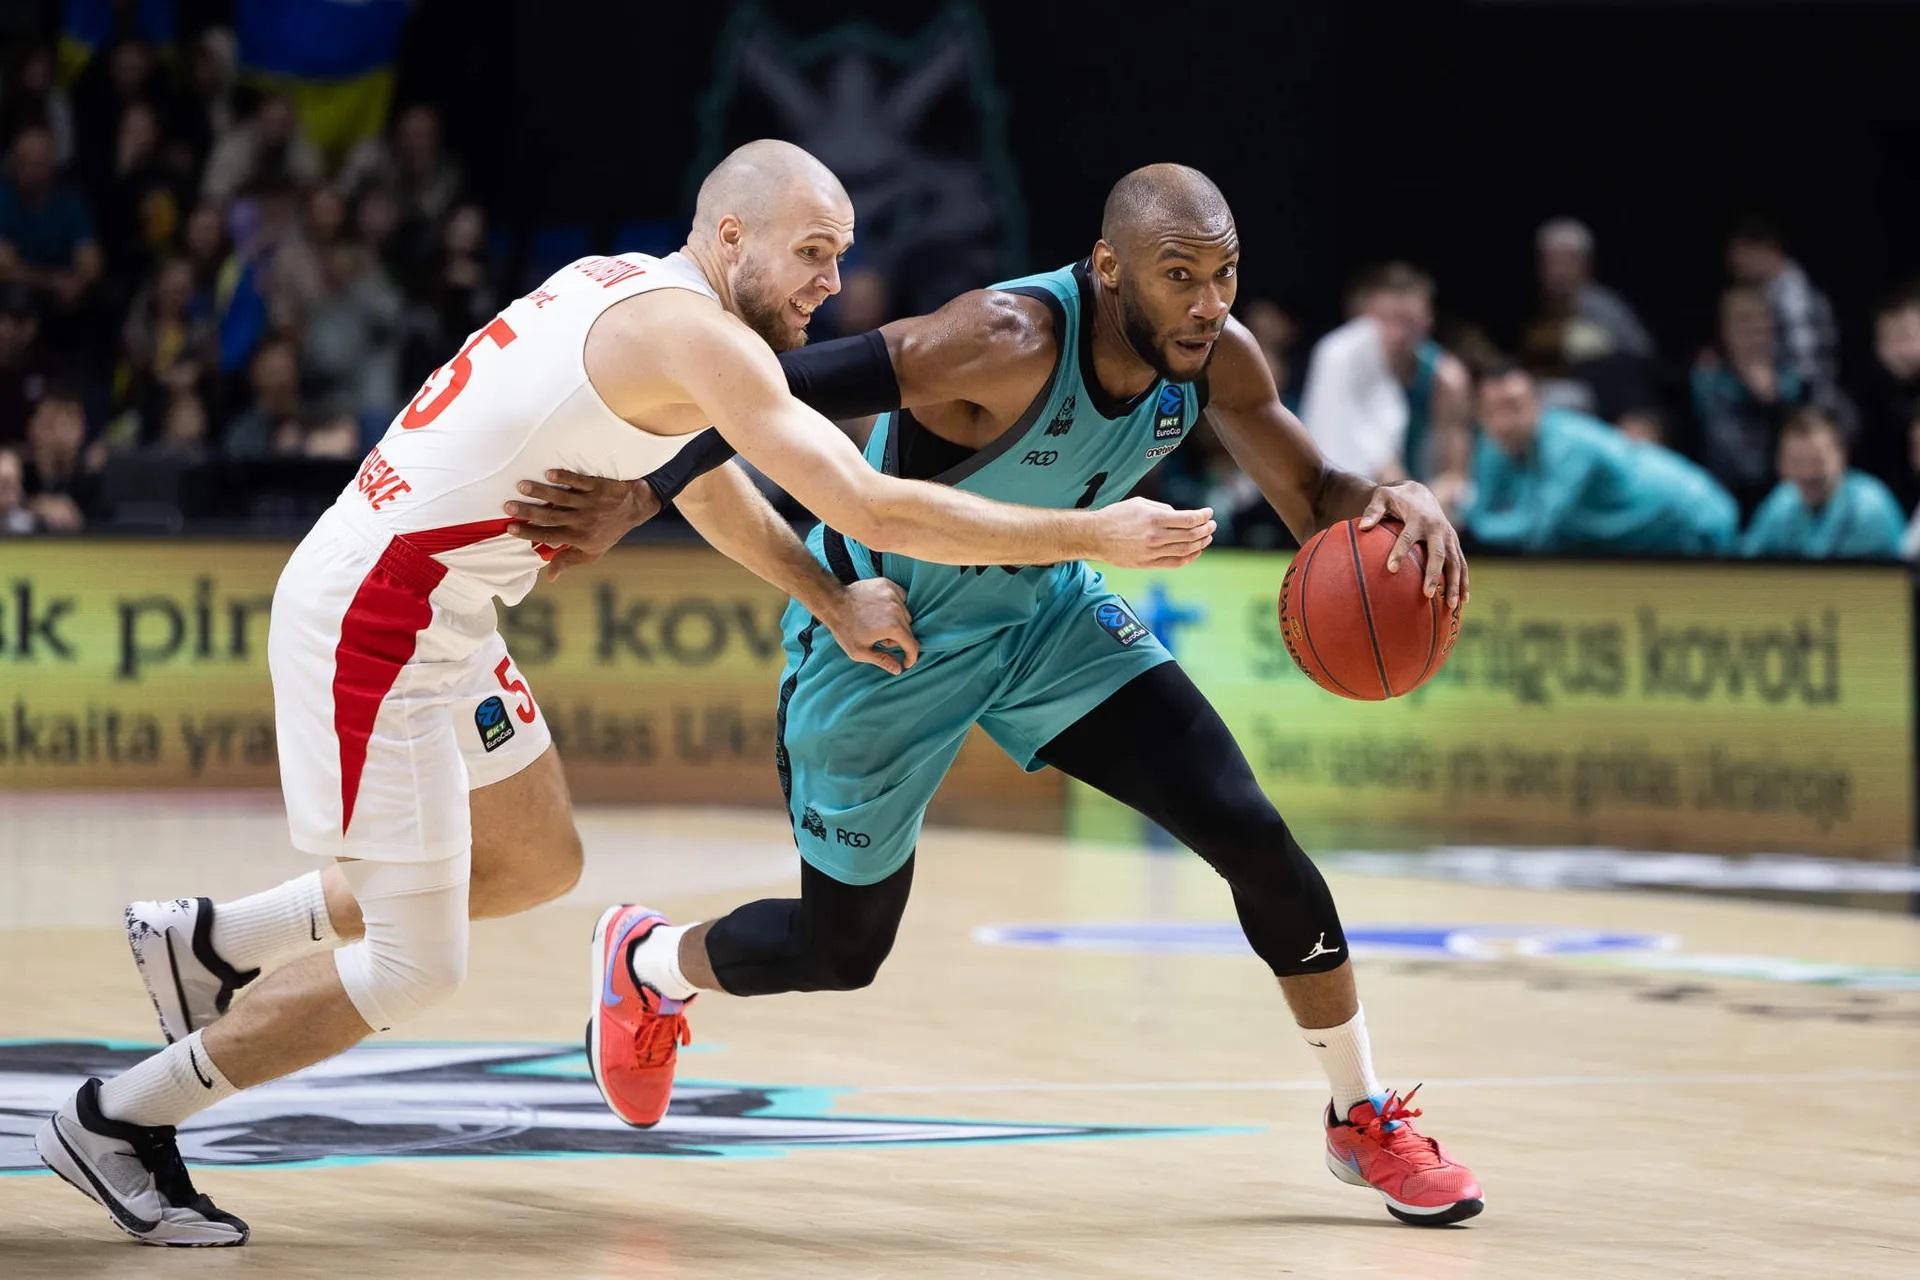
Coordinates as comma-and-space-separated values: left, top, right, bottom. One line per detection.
527, 830, 583, 905
812, 934, 890, 990
335, 854, 471, 1031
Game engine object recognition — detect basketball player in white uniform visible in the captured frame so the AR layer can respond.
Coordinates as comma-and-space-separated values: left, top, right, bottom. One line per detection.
35, 140, 1216, 1246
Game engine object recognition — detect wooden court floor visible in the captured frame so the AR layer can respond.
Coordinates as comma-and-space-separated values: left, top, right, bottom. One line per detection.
3, 795, 1917, 1278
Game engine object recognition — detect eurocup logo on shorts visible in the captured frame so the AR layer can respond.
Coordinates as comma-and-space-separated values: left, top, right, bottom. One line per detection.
1095, 600, 1148, 647
475, 696, 515, 753
1153, 383, 1184, 439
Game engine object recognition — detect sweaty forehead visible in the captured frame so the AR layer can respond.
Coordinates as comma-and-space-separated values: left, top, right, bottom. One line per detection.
1148, 218, 1239, 260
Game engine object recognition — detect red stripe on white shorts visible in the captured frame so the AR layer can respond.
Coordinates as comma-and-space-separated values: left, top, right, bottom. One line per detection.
330, 518, 514, 836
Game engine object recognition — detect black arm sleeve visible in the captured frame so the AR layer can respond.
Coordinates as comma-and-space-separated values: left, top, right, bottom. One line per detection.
778, 329, 902, 420
641, 329, 903, 503
643, 429, 738, 504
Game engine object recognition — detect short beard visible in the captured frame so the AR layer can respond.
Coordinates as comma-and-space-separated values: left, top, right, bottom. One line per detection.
732, 258, 805, 353
1118, 279, 1209, 383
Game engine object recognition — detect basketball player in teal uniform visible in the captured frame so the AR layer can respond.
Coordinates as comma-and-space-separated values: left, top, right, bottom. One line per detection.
511, 165, 1482, 1225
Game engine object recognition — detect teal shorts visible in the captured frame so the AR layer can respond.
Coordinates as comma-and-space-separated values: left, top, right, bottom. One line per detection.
774, 565, 1173, 884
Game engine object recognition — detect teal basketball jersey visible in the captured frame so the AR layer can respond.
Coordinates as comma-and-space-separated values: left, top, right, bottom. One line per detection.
820, 260, 1206, 649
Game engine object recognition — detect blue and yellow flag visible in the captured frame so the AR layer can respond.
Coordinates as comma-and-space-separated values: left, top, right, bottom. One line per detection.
235, 0, 413, 164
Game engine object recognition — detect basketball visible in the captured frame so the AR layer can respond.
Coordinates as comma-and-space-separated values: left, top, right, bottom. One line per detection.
1278, 518, 1463, 700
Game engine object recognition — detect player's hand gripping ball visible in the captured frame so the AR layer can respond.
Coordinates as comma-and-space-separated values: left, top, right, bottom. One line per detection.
1278, 518, 1463, 700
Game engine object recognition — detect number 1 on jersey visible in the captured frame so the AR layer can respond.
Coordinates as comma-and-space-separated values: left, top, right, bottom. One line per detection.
402, 316, 519, 429
1076, 472, 1109, 509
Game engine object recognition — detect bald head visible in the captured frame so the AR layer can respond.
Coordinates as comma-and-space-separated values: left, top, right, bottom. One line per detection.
686, 139, 855, 353
693, 139, 849, 238
1100, 163, 1233, 251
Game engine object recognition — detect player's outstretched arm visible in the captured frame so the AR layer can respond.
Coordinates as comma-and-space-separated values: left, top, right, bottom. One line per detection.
1206, 317, 1469, 608
675, 460, 920, 675
647, 302, 1215, 570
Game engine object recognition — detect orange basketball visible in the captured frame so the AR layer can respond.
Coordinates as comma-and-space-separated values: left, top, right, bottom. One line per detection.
1277, 518, 1463, 700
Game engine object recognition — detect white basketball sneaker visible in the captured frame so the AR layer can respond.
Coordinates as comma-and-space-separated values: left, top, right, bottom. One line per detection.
124, 898, 260, 1044
36, 1078, 250, 1247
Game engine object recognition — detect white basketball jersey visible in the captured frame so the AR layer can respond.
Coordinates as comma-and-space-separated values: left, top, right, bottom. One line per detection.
335, 250, 716, 606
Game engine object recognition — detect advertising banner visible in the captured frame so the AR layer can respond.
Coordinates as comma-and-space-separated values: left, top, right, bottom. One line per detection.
1072, 554, 1914, 858
0, 540, 1062, 829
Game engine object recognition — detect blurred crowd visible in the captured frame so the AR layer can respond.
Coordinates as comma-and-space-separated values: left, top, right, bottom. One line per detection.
3, 24, 1917, 564
0, 26, 493, 535
1153, 223, 1920, 562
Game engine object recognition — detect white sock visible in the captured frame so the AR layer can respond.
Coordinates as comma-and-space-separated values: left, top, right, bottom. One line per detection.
211, 871, 338, 973
96, 1030, 238, 1128
1302, 1005, 1384, 1116
628, 922, 699, 1000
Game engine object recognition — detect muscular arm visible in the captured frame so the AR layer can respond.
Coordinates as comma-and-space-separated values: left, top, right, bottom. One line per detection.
593, 292, 1211, 570
676, 460, 921, 673
675, 461, 846, 618
1205, 317, 1468, 605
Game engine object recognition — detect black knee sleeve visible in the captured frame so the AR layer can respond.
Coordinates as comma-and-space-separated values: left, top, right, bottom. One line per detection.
703, 857, 912, 996
1037, 664, 1348, 978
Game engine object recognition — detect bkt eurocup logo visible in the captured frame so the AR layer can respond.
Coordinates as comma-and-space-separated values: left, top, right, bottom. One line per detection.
0, 1041, 1159, 1173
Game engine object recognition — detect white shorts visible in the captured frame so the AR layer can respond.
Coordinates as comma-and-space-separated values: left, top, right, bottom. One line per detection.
268, 503, 552, 862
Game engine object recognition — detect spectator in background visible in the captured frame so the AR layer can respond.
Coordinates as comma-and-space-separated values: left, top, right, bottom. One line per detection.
71, 39, 173, 185
834, 266, 890, 335
352, 186, 406, 284
156, 390, 209, 461
1521, 217, 1656, 419
222, 338, 302, 458
0, 125, 104, 316
1467, 362, 1737, 555
201, 94, 323, 205
337, 104, 462, 273
1742, 405, 1903, 560
0, 45, 76, 166
19, 390, 98, 530
402, 202, 495, 389
1691, 285, 1807, 513
1300, 262, 1471, 487
1864, 288, 1920, 506
120, 256, 214, 435
174, 28, 240, 167
0, 281, 46, 446
1241, 298, 1298, 401
0, 445, 35, 533
1616, 407, 1667, 446
1727, 216, 1839, 395
96, 101, 188, 284
301, 241, 402, 431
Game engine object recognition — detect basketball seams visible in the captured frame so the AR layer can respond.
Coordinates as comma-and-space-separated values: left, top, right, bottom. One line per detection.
1345, 522, 1394, 699
1289, 532, 1364, 700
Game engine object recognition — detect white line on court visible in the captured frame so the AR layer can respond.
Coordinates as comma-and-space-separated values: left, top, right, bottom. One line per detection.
847, 1069, 1920, 1096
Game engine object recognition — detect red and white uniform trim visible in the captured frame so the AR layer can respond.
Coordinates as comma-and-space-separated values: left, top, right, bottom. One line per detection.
267, 251, 716, 860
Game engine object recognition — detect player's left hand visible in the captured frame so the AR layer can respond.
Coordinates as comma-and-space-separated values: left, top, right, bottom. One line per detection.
819, 578, 920, 676
503, 469, 666, 581
1358, 481, 1469, 610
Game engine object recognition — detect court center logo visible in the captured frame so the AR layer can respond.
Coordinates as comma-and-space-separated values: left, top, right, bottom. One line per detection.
0, 1042, 1168, 1174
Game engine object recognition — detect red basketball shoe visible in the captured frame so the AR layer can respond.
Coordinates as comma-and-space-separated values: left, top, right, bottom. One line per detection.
587, 904, 693, 1128
1324, 1087, 1484, 1225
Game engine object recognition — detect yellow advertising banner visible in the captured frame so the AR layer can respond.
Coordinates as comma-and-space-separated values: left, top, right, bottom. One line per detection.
0, 540, 1061, 828
4, 541, 1912, 857
1074, 554, 1915, 857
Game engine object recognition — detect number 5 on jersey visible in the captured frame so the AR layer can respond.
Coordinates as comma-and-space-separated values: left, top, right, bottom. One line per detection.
403, 316, 519, 429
